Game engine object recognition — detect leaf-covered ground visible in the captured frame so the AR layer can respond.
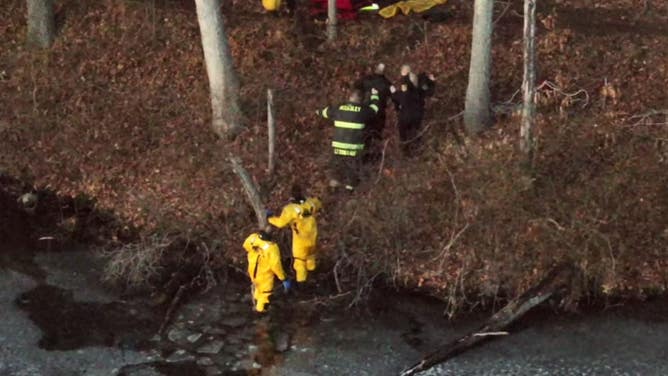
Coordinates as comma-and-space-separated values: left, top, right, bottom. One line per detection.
1, 0, 667, 311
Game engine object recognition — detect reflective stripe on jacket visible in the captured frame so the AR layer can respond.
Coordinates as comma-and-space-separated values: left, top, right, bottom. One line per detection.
319, 94, 379, 156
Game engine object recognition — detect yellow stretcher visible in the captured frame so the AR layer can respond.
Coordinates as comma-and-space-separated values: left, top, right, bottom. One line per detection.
378, 0, 448, 18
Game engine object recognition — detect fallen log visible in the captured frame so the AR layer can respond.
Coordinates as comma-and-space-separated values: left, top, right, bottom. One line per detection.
400, 263, 577, 376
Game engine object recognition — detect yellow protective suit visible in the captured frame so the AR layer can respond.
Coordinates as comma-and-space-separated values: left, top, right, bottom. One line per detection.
269, 197, 322, 282
243, 232, 287, 312
379, 0, 447, 18
262, 0, 282, 11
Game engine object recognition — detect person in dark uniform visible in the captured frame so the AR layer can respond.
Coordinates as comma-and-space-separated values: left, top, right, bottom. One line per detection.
354, 63, 393, 162
317, 88, 380, 191
391, 66, 436, 156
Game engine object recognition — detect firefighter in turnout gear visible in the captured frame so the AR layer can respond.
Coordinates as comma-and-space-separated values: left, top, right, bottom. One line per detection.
269, 194, 322, 283
317, 88, 380, 190
243, 231, 290, 312
354, 63, 393, 161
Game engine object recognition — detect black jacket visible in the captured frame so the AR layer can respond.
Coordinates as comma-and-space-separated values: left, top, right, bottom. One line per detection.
355, 73, 392, 114
392, 73, 435, 122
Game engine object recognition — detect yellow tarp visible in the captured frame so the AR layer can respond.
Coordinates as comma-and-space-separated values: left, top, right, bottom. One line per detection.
378, 0, 447, 18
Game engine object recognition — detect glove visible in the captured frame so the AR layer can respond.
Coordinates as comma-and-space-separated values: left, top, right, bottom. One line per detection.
371, 88, 378, 95
265, 208, 274, 217
315, 109, 321, 116
389, 85, 396, 94
282, 279, 292, 293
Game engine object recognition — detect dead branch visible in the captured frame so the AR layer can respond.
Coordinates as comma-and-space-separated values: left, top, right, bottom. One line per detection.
627, 109, 668, 127
493, 1, 513, 26
375, 139, 390, 184
296, 291, 352, 306
229, 155, 267, 229
157, 284, 187, 335
267, 88, 276, 176
400, 112, 463, 145
400, 263, 578, 376
495, 80, 589, 116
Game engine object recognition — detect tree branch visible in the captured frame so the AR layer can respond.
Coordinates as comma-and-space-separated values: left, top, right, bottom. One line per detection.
400, 263, 578, 376
229, 156, 267, 229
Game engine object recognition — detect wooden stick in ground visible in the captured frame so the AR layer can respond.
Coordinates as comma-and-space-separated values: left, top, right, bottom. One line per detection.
400, 263, 577, 376
229, 156, 267, 228
327, 0, 337, 41
267, 88, 276, 176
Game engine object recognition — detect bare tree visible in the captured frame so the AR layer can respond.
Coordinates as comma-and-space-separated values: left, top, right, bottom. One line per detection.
26, 0, 55, 48
520, 0, 537, 161
194, 0, 243, 138
327, 0, 337, 41
464, 0, 494, 134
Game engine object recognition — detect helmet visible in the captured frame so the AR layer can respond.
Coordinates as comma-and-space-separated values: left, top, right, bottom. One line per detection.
258, 231, 273, 242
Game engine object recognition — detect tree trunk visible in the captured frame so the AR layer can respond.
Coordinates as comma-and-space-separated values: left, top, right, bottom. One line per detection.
464, 0, 494, 134
520, 0, 537, 161
194, 0, 242, 139
327, 0, 337, 42
26, 0, 55, 48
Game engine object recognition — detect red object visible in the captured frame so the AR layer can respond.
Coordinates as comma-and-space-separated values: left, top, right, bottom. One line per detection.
309, 0, 372, 20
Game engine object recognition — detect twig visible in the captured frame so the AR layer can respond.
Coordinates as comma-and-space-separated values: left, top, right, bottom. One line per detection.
493, 1, 512, 26
473, 331, 509, 337
348, 272, 381, 309
296, 291, 352, 306
627, 109, 668, 127
158, 284, 187, 335
536, 80, 590, 108
496, 80, 590, 114
375, 139, 390, 184
400, 111, 464, 145
436, 223, 470, 268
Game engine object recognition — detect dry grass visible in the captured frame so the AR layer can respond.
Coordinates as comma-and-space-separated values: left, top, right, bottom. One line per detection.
101, 233, 173, 287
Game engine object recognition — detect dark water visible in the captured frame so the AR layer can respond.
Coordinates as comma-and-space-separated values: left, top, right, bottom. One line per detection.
16, 284, 158, 351
4, 249, 668, 376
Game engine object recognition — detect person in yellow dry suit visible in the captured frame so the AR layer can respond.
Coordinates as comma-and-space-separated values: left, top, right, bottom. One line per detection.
243, 231, 291, 312
268, 191, 322, 283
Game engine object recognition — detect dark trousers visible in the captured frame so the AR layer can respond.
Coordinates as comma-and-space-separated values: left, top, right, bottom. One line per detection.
331, 155, 361, 188
398, 115, 423, 156
364, 112, 386, 163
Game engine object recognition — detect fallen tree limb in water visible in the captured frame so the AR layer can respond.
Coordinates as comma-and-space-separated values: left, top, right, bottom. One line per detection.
400, 263, 578, 376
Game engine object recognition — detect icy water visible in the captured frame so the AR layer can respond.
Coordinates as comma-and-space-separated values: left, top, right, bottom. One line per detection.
1, 248, 667, 376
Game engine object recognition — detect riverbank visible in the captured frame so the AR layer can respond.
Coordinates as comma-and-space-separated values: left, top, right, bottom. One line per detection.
2, 244, 668, 376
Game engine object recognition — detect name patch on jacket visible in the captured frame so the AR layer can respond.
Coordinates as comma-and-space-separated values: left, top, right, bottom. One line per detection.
339, 104, 362, 112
